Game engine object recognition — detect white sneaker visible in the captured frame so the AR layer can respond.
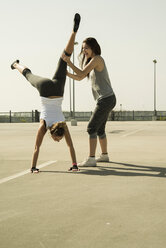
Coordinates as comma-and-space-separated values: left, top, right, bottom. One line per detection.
78, 157, 96, 167
96, 154, 109, 162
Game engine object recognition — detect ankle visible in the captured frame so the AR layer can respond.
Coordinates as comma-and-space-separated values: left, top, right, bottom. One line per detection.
13, 63, 18, 69
11, 59, 19, 70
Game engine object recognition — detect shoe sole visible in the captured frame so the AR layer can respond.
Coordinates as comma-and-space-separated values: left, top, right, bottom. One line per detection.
11, 59, 19, 69
73, 13, 81, 32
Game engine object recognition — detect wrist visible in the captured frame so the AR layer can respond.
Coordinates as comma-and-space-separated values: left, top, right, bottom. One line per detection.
68, 60, 72, 66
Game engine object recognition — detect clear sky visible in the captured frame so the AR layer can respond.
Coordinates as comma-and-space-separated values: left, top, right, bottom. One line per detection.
0, 0, 166, 112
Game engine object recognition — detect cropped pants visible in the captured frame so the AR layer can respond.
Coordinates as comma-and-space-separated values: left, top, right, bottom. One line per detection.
22, 58, 67, 97
87, 94, 116, 139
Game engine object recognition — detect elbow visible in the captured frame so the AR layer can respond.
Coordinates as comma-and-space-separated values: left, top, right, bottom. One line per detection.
77, 77, 83, 81
74, 76, 82, 81
77, 74, 86, 81
34, 146, 40, 154
77, 70, 87, 79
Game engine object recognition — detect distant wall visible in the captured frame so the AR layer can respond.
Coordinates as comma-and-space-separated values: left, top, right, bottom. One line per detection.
0, 110, 166, 123
113, 111, 166, 121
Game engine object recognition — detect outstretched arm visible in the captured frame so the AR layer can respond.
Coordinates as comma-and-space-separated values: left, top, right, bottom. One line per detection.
67, 71, 85, 81
31, 120, 47, 168
64, 124, 77, 164
62, 54, 99, 80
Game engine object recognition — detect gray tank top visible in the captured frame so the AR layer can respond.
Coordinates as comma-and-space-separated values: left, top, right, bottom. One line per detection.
90, 56, 114, 101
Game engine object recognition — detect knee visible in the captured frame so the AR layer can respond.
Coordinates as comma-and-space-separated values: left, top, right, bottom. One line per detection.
97, 132, 106, 139
87, 126, 97, 139
89, 133, 97, 139
97, 127, 106, 138
34, 145, 40, 153
22, 68, 31, 77
64, 50, 72, 57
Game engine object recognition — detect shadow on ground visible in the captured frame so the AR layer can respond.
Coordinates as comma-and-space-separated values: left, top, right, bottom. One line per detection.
40, 161, 166, 178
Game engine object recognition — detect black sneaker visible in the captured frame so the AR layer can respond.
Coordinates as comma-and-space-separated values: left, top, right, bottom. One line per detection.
68, 165, 80, 172
73, 13, 81, 32
11, 60, 19, 70
31, 167, 39, 173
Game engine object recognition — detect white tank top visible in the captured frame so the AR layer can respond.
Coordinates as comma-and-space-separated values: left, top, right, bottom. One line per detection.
40, 97, 65, 128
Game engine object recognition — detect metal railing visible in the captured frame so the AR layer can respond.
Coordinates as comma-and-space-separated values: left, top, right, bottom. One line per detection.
0, 110, 166, 123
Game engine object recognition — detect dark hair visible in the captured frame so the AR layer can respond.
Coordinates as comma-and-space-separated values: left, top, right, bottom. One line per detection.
51, 127, 65, 137
79, 37, 101, 76
50, 122, 65, 137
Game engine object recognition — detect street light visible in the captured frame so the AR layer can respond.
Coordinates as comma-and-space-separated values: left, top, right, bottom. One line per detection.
73, 42, 78, 118
153, 59, 157, 117
70, 41, 78, 126
69, 67, 72, 117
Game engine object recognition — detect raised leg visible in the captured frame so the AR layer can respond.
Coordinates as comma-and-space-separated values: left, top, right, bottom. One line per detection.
63, 32, 76, 57
62, 13, 80, 57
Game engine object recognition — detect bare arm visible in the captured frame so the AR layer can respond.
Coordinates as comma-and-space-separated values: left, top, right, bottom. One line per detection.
64, 124, 77, 164
67, 56, 99, 78
62, 54, 100, 80
31, 120, 47, 167
67, 71, 85, 81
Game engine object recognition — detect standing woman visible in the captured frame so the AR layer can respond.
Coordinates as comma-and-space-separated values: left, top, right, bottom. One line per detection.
64, 37, 116, 166
11, 13, 81, 172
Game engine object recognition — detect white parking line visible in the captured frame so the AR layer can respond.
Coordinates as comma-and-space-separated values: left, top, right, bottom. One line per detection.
122, 129, 144, 137
0, 160, 57, 185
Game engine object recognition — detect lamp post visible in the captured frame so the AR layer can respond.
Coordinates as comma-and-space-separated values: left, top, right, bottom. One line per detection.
71, 41, 78, 126
153, 59, 157, 118
120, 104, 122, 121
69, 67, 72, 118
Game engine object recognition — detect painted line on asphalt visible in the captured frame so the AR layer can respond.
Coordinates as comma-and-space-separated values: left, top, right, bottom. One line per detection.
122, 129, 144, 137
0, 160, 57, 185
